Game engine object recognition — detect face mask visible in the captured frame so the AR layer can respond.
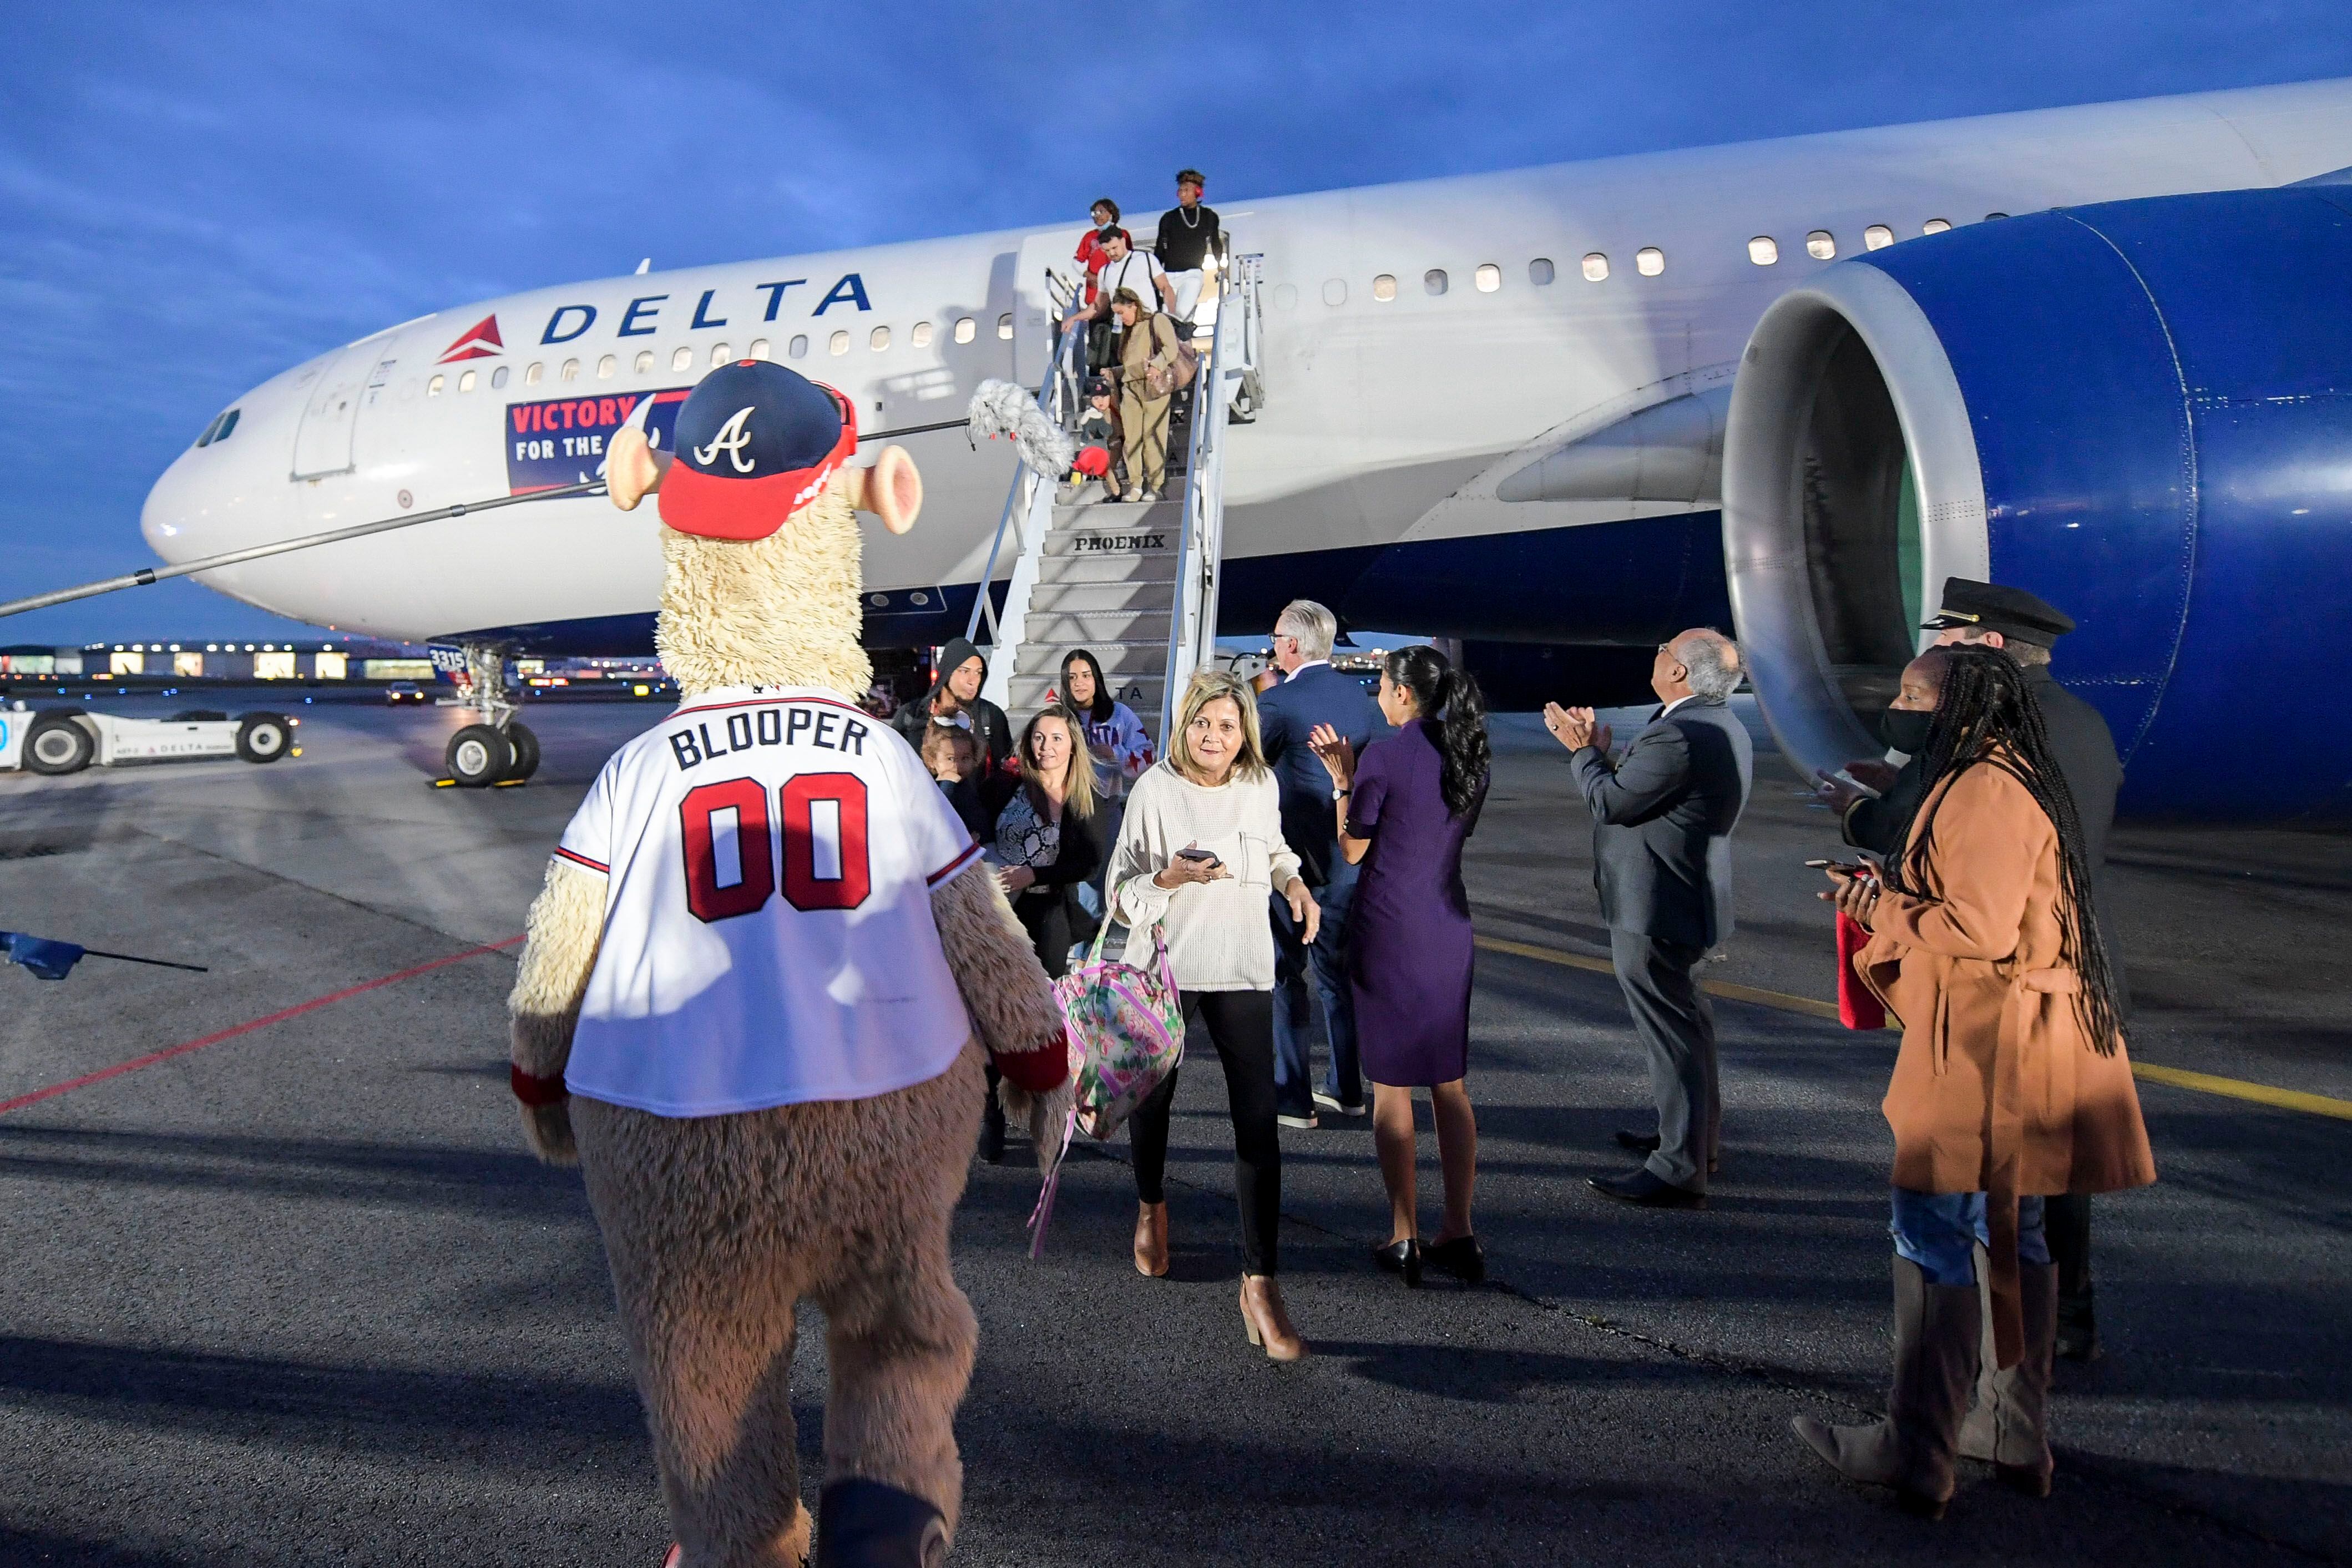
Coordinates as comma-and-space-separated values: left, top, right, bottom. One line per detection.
1877, 706, 1933, 755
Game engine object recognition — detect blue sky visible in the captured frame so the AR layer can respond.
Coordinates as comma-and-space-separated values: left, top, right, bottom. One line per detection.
3, 1, 2347, 646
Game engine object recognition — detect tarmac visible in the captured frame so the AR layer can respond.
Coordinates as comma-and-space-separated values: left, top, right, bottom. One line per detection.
1, 688, 2345, 1566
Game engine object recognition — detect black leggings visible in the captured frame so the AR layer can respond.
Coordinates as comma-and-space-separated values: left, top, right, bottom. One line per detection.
1130, 989, 1281, 1276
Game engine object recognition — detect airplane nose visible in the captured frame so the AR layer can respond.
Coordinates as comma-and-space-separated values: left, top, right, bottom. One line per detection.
141, 383, 295, 565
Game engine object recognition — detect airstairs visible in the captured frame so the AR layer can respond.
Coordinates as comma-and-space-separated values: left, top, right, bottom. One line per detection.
974, 252, 1265, 741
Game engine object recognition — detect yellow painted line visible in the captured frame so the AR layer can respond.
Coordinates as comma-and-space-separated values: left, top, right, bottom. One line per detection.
1473, 933, 2352, 1120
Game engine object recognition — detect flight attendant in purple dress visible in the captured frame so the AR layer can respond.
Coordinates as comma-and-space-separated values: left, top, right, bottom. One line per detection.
1309, 645, 1490, 1288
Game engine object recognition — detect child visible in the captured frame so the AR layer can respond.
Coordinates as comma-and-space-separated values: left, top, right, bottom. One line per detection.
920, 715, 993, 842
1073, 375, 1124, 499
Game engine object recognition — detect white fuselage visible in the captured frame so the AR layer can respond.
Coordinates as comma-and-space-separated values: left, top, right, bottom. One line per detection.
139, 78, 2352, 644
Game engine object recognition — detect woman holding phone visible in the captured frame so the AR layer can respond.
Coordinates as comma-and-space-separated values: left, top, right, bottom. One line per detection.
1110, 670, 1319, 1360
1794, 645, 2153, 1519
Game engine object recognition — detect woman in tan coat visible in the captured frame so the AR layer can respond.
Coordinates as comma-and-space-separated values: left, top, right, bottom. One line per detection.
1111, 287, 1182, 502
1794, 645, 2154, 1520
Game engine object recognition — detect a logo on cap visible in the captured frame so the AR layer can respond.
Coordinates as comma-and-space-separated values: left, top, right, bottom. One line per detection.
693, 407, 760, 473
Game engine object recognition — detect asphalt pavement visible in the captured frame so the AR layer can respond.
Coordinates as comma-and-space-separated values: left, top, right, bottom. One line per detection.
1, 690, 2344, 1566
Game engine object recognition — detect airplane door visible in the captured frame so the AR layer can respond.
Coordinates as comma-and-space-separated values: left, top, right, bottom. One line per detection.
290, 342, 395, 479
1012, 231, 1080, 392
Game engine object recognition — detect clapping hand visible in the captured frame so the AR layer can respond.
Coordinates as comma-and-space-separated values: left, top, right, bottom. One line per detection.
1307, 722, 1356, 789
1542, 702, 1611, 755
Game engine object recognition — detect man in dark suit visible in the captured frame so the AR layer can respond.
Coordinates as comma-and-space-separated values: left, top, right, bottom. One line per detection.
1256, 599, 1385, 1128
1546, 629, 1754, 1208
1817, 578, 2123, 1358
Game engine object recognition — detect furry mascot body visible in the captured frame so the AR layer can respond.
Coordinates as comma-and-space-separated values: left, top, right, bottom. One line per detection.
508, 362, 1069, 1568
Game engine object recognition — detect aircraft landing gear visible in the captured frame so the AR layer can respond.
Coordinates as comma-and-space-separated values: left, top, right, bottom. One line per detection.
433, 639, 542, 787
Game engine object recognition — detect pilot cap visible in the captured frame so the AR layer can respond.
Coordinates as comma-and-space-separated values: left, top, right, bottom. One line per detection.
659, 361, 857, 541
1921, 577, 2076, 648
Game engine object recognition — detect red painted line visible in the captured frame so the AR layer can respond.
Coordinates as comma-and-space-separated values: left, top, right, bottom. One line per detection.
0, 935, 524, 1117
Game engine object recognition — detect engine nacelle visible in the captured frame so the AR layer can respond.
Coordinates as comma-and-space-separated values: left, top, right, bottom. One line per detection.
1724, 184, 2352, 818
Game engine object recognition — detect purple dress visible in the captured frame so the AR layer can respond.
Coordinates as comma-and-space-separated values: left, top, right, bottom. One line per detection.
1346, 720, 1486, 1086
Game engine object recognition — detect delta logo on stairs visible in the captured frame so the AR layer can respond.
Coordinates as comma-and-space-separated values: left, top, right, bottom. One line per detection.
437, 315, 505, 363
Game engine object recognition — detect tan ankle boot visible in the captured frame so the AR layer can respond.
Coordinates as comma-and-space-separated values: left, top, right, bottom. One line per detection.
1238, 1274, 1307, 1362
1132, 1201, 1169, 1277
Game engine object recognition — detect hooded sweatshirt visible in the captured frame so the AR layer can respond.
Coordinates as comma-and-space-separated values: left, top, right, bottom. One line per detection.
893, 636, 1014, 783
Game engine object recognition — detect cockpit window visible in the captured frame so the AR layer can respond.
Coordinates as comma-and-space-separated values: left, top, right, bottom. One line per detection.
196, 408, 240, 447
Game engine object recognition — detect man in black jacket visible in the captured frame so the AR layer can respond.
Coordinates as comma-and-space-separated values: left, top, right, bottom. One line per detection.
1153, 169, 1222, 328
892, 636, 1016, 821
1547, 630, 1753, 1208
1817, 578, 2123, 1359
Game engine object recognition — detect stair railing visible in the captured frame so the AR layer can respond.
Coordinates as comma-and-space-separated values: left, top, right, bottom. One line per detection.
1159, 253, 1262, 737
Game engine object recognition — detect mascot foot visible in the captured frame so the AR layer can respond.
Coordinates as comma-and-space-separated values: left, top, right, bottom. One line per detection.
816, 1479, 949, 1568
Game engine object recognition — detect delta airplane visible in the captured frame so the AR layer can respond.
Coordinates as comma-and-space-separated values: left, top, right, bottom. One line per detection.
138, 78, 2352, 817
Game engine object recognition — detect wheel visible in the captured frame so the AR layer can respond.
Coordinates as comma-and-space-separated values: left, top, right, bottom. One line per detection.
445, 724, 512, 787
501, 721, 540, 782
235, 713, 291, 763
170, 709, 229, 722
23, 716, 93, 775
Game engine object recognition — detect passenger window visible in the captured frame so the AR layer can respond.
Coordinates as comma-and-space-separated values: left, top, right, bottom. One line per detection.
1424, 269, 1448, 295
830, 331, 851, 355
1529, 257, 1555, 285
870, 326, 891, 351
997, 313, 1014, 340
1322, 279, 1347, 306
525, 362, 544, 385
1807, 231, 1837, 260
912, 321, 934, 348
1581, 253, 1609, 282
1922, 218, 1952, 235
790, 335, 810, 358
458, 368, 478, 392
1747, 237, 1779, 265
634, 351, 654, 373
672, 347, 692, 372
1864, 225, 1894, 250
1474, 263, 1500, 292
954, 316, 977, 344
597, 355, 616, 379
428, 374, 445, 396
560, 360, 580, 381
749, 339, 771, 360
491, 366, 509, 389
1636, 247, 1665, 276
1372, 274, 1398, 301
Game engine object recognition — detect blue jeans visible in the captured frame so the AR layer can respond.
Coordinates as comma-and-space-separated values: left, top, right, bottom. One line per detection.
1271, 874, 1359, 1115
1890, 1188, 2051, 1286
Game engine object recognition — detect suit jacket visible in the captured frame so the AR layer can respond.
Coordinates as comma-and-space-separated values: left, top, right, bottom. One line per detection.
1570, 697, 1754, 949
1255, 664, 1384, 888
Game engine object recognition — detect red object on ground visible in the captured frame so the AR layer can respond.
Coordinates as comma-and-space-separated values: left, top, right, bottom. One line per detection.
1837, 911, 1886, 1030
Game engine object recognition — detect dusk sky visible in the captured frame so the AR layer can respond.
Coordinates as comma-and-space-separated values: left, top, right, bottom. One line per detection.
4, 2, 2347, 647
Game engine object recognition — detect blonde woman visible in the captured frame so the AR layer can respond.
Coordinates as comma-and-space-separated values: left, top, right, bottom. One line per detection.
1111, 670, 1319, 1360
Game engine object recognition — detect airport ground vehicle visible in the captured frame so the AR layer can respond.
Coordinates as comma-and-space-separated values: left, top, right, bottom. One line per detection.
0, 704, 299, 775
385, 681, 428, 706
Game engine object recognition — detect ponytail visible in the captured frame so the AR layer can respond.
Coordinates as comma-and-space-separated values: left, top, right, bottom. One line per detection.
1384, 645, 1490, 818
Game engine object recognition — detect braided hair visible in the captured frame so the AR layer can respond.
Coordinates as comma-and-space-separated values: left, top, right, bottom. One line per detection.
1883, 645, 2122, 1054
1384, 645, 1490, 818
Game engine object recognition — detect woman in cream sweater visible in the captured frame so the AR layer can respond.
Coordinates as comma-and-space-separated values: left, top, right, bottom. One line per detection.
1111, 670, 1320, 1361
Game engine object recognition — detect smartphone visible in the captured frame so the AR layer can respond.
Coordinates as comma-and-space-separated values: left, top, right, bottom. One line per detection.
1805, 858, 1877, 878
1175, 847, 1221, 866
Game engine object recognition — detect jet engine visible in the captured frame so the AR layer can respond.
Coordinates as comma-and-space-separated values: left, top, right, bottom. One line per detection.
1723, 183, 2352, 818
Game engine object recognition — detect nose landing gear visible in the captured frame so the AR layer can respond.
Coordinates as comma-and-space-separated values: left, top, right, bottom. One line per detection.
432, 639, 542, 788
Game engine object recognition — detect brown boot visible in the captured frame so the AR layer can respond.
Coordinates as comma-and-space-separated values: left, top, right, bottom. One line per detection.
1792, 1257, 1980, 1519
1238, 1274, 1307, 1362
1132, 1201, 1169, 1278
1960, 1258, 2057, 1496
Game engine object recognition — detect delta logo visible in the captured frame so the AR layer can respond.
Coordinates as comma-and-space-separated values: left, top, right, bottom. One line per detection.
437, 315, 504, 363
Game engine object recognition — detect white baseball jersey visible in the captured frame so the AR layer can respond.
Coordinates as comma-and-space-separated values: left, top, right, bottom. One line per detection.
555, 685, 982, 1116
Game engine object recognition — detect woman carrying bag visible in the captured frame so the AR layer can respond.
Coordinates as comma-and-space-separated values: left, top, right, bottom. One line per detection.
1109, 670, 1319, 1362
1794, 645, 2154, 1520
1111, 288, 1186, 503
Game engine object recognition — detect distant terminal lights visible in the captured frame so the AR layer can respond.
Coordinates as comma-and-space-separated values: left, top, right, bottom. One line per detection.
0, 638, 432, 682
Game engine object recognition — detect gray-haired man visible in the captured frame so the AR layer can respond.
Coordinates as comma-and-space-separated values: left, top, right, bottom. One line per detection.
1545, 629, 1753, 1207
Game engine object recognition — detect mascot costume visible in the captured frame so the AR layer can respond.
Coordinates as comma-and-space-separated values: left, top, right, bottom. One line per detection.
506, 360, 1070, 1568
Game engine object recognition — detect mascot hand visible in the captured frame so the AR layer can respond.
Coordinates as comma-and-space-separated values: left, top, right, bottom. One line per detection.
517, 1086, 578, 1166
1000, 1069, 1075, 1178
